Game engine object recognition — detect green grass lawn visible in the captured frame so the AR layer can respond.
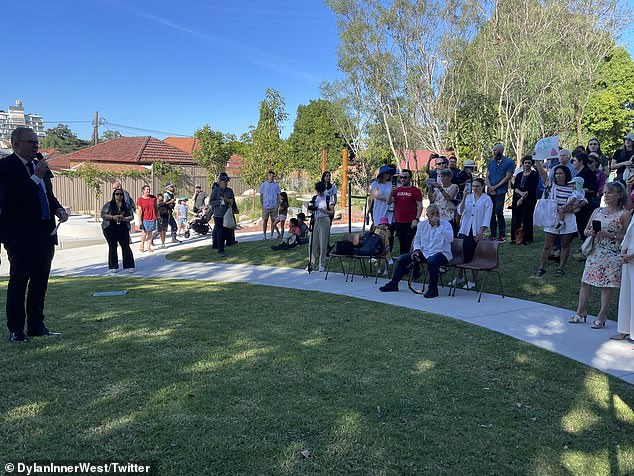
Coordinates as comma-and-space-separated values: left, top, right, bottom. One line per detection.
1, 277, 633, 475
169, 224, 617, 319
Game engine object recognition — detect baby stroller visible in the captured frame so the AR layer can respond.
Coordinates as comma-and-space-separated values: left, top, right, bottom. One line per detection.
184, 206, 213, 238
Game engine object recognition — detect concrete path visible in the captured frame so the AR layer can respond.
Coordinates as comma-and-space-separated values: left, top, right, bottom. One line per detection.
2, 222, 632, 385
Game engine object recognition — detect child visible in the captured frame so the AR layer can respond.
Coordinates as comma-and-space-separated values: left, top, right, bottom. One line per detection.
270, 218, 302, 251
556, 177, 585, 229
156, 194, 171, 248
374, 216, 393, 274
297, 212, 309, 245
272, 191, 289, 240
177, 198, 188, 237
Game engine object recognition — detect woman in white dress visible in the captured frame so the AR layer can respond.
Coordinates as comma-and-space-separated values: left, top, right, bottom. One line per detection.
615, 213, 634, 342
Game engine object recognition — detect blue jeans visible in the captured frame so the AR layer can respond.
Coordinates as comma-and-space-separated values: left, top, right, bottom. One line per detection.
489, 194, 506, 237
389, 252, 449, 291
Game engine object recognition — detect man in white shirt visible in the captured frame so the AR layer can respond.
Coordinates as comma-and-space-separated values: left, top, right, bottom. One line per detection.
259, 170, 281, 240
379, 204, 453, 298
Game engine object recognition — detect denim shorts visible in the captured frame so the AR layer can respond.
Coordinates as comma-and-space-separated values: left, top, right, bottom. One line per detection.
143, 220, 157, 231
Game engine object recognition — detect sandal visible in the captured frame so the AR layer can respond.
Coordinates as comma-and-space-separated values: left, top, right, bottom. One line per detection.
591, 318, 606, 329
609, 333, 629, 340
534, 268, 546, 277
555, 269, 565, 277
568, 314, 587, 324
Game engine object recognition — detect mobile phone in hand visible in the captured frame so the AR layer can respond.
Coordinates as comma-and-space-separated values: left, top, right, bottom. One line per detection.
592, 220, 601, 233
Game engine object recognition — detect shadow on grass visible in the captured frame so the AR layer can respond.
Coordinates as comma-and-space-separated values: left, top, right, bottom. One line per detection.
0, 277, 632, 474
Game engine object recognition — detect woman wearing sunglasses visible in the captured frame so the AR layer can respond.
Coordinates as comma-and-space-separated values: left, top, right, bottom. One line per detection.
101, 188, 135, 273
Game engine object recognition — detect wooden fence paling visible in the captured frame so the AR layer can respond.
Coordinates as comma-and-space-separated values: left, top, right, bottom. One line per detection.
52, 170, 314, 216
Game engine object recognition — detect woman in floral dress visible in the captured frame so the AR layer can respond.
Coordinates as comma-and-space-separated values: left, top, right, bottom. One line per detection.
569, 182, 631, 328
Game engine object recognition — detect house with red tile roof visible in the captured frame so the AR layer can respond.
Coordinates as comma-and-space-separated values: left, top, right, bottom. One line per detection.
49, 136, 196, 172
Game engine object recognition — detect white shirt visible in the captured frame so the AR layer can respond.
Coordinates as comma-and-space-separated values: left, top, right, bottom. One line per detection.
313, 194, 329, 218
458, 193, 492, 236
412, 219, 453, 261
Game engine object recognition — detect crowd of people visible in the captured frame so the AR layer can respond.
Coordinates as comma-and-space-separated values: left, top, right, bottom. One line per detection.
369, 139, 634, 350
92, 138, 634, 348
2, 126, 632, 351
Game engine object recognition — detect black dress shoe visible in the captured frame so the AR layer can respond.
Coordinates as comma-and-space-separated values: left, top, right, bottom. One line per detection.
27, 327, 61, 337
9, 332, 29, 343
424, 288, 439, 298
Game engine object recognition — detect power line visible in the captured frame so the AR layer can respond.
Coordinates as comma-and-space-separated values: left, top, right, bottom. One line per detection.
103, 121, 190, 137
42, 117, 191, 138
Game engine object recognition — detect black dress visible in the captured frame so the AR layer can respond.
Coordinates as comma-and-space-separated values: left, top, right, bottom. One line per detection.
511, 170, 538, 244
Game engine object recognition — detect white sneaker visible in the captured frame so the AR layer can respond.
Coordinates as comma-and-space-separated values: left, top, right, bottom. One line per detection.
318, 266, 325, 272
107, 269, 118, 274
463, 281, 476, 289
449, 277, 465, 286
123, 268, 135, 273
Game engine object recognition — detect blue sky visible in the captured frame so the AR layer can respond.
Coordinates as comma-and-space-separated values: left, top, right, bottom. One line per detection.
3, 0, 634, 142
2, 0, 341, 140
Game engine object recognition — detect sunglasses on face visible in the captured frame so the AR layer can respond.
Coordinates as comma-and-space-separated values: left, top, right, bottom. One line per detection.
114, 193, 123, 196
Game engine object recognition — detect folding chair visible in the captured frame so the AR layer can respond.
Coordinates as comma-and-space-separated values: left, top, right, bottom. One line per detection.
348, 247, 392, 284
325, 232, 360, 280
453, 239, 504, 302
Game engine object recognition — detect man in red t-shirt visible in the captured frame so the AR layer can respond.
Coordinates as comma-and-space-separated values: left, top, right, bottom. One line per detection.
136, 185, 158, 252
388, 169, 423, 255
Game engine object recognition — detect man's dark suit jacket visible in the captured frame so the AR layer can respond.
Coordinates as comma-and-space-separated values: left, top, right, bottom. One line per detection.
0, 153, 62, 247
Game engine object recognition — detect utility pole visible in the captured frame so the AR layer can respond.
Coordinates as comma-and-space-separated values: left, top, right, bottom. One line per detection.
92, 111, 99, 145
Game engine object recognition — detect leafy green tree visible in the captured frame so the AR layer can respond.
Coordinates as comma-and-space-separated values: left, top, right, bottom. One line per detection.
100, 130, 122, 142
583, 47, 634, 156
193, 125, 235, 186
241, 88, 288, 188
152, 161, 182, 189
287, 99, 347, 179
41, 124, 90, 153
444, 0, 621, 159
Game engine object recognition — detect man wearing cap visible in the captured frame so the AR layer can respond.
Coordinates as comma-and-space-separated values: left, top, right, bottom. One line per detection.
192, 185, 207, 214
210, 175, 235, 257
387, 168, 422, 255
611, 134, 634, 183
163, 182, 180, 244
455, 159, 476, 201
486, 143, 514, 241
259, 170, 280, 240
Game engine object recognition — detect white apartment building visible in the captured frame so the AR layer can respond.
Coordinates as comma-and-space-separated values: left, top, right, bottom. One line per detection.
0, 100, 46, 142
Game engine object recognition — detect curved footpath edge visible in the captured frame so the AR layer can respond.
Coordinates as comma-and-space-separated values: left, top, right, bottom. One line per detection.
1, 224, 632, 385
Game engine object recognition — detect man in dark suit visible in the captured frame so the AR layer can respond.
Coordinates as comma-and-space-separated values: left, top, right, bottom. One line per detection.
0, 127, 68, 342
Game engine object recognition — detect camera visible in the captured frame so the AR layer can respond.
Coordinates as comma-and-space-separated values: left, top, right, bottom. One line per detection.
406, 251, 423, 270
307, 198, 318, 212
391, 173, 400, 187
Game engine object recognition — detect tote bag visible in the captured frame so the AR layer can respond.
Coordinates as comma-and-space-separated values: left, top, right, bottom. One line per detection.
533, 186, 558, 228
223, 208, 236, 229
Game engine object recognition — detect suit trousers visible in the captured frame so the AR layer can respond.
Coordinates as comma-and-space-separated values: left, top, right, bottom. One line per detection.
5, 241, 55, 334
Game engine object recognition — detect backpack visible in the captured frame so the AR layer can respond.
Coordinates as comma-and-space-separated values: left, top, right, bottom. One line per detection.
353, 232, 384, 257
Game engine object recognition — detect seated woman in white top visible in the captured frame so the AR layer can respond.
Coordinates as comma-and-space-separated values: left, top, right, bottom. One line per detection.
379, 204, 453, 298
